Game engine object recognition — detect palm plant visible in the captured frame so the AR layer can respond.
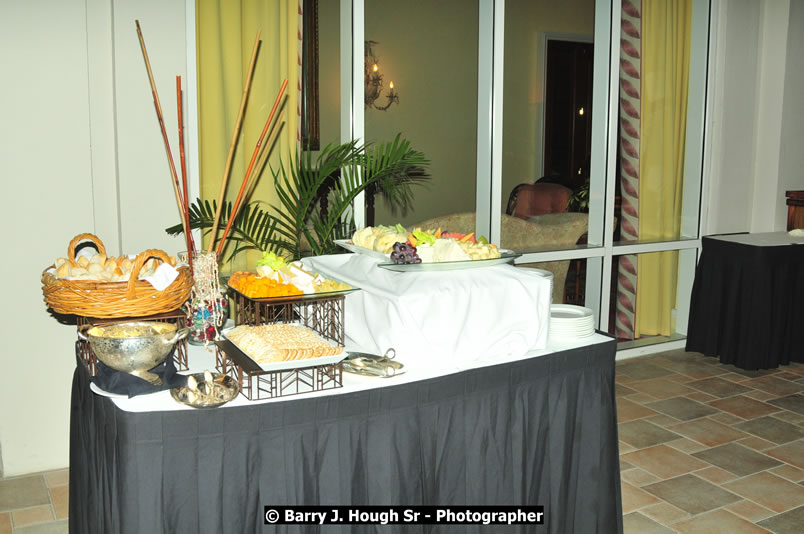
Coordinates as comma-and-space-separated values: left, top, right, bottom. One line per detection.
166, 134, 429, 260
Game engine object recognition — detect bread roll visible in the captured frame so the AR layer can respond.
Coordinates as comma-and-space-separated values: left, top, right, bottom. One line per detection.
77, 256, 90, 268
88, 263, 103, 274
55, 258, 68, 268
71, 266, 88, 276
56, 263, 71, 278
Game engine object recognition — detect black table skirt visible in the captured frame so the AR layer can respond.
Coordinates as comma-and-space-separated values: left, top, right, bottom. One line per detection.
686, 236, 804, 369
70, 339, 622, 534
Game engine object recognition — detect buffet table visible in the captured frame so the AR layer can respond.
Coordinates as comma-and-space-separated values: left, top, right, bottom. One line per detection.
69, 334, 622, 534
686, 232, 804, 369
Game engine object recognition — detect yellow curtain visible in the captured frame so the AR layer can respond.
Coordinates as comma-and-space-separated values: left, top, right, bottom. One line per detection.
635, 0, 692, 336
196, 0, 300, 269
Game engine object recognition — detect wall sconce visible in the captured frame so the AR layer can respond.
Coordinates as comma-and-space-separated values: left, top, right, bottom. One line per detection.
365, 40, 399, 111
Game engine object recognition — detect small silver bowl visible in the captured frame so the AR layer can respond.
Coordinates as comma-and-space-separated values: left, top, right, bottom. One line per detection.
78, 321, 188, 385
170, 372, 240, 409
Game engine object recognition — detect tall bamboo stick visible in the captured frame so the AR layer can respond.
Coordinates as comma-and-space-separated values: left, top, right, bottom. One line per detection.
134, 20, 187, 248
176, 76, 195, 273
135, 20, 188, 242
248, 108, 286, 198
216, 80, 288, 257
206, 30, 262, 255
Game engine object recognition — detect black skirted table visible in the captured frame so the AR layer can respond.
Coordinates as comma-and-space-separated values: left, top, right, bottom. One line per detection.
686, 232, 804, 369
70, 338, 622, 534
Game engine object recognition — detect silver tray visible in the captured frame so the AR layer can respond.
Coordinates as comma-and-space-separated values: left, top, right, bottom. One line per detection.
377, 252, 519, 272
334, 239, 390, 260
170, 372, 240, 409
334, 239, 520, 271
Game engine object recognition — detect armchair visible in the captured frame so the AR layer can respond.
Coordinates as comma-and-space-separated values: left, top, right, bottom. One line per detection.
506, 182, 573, 219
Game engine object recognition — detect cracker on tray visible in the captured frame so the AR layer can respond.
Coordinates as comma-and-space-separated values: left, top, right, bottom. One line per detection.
226, 324, 343, 364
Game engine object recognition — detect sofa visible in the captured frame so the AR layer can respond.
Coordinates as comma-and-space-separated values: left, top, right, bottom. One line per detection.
412, 212, 589, 304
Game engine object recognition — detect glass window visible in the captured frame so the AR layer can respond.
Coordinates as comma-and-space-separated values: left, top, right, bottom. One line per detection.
607, 249, 697, 345
338, 0, 709, 351
502, 0, 596, 255
364, 0, 479, 232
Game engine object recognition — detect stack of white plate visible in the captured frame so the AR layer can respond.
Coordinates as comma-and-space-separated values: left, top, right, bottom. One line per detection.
550, 304, 595, 340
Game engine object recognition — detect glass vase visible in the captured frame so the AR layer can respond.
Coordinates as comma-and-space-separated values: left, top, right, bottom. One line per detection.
180, 250, 229, 346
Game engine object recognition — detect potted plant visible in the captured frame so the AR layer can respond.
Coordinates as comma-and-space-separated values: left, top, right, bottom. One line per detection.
567, 177, 590, 213
167, 134, 429, 261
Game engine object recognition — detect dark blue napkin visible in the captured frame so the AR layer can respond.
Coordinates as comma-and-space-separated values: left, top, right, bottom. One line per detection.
91, 348, 188, 398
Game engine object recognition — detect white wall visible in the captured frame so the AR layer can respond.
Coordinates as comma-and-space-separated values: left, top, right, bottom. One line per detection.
0, 0, 191, 477
704, 0, 804, 235
749, 0, 790, 232
777, 0, 804, 223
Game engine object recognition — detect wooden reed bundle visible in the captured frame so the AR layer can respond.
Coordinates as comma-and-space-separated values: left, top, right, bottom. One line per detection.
207, 31, 262, 255
217, 79, 288, 256
41, 234, 192, 318
176, 75, 195, 271
135, 20, 189, 243
246, 108, 286, 199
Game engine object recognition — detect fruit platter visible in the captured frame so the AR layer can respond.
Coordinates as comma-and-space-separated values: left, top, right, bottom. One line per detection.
335, 225, 520, 271
227, 251, 357, 300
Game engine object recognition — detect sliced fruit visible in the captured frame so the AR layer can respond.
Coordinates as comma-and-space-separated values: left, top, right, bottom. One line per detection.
440, 231, 477, 243
411, 230, 437, 246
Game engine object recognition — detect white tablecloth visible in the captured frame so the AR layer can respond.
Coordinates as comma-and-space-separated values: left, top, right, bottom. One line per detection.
710, 231, 804, 247
304, 253, 552, 366
101, 333, 612, 413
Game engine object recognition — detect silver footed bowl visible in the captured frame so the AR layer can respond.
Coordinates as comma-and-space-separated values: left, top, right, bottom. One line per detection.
78, 321, 188, 385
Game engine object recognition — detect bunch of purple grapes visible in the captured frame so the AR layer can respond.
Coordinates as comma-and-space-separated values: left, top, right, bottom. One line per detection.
391, 242, 422, 264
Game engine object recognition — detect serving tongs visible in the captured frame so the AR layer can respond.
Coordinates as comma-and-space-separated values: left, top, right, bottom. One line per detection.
343, 348, 404, 378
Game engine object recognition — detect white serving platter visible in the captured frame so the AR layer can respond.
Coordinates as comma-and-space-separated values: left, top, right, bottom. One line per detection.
334, 239, 520, 271
221, 326, 347, 372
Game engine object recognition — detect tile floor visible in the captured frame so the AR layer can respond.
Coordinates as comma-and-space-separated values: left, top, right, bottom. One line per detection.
0, 469, 67, 534
0, 348, 802, 533
617, 348, 804, 533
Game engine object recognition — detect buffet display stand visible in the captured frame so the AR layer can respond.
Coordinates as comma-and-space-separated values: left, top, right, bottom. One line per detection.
686, 232, 804, 370
69, 334, 622, 534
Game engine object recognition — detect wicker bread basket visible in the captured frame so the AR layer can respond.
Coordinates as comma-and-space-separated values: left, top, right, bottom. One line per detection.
41, 233, 193, 318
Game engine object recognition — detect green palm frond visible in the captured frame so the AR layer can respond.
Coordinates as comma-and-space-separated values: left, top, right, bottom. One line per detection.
166, 199, 286, 261
167, 135, 429, 261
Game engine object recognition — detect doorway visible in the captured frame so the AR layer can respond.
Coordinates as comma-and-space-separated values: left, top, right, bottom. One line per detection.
542, 38, 594, 190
